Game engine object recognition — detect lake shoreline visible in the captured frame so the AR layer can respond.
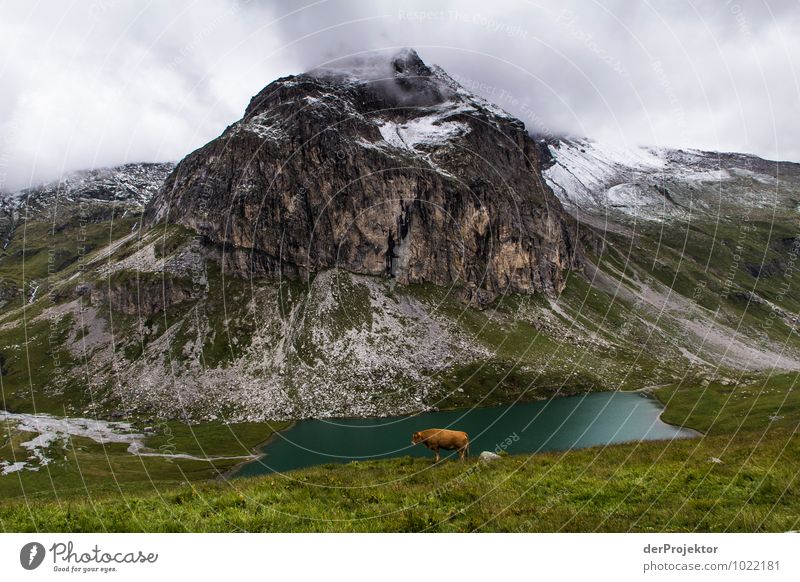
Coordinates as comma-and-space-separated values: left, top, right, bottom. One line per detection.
644, 387, 706, 438
220, 421, 297, 481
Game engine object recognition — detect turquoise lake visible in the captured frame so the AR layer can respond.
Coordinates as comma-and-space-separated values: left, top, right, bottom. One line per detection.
233, 391, 696, 477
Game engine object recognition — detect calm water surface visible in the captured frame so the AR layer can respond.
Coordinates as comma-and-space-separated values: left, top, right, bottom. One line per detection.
234, 391, 696, 477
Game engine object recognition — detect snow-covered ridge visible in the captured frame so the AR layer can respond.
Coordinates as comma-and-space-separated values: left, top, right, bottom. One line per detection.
6, 162, 174, 207
543, 138, 795, 221
544, 139, 663, 201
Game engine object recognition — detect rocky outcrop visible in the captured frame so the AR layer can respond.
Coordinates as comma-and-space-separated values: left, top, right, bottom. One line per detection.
89, 273, 195, 316
146, 49, 584, 305
0, 195, 17, 249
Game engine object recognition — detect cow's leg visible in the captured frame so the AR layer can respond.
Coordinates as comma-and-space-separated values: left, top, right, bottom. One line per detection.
459, 446, 466, 461
434, 448, 440, 463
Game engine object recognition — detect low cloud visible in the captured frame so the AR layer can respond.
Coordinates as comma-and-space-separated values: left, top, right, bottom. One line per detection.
1, 0, 798, 191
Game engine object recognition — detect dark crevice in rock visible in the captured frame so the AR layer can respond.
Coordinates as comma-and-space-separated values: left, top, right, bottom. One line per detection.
385, 230, 398, 277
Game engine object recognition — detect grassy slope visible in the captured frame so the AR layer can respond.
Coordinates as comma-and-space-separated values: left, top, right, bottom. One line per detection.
1, 431, 795, 532
1, 373, 797, 532
656, 373, 799, 435
0, 201, 144, 417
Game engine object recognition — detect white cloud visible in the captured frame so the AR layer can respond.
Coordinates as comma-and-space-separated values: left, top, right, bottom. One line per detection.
1, 0, 798, 191
0, 0, 295, 191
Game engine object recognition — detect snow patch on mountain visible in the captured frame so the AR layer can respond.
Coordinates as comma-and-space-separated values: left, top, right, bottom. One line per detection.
378, 116, 470, 151
543, 139, 667, 210
605, 184, 651, 208
544, 137, 800, 221
240, 111, 289, 143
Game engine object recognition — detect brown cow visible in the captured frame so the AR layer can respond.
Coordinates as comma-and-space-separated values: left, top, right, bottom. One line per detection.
411, 428, 469, 462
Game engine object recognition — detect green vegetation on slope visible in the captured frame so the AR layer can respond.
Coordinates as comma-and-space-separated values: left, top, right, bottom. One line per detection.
655, 373, 799, 435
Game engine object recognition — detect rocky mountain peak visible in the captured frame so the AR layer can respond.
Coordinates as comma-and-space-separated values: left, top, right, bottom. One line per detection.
310, 47, 432, 80
306, 48, 452, 110
147, 49, 585, 305
389, 47, 429, 74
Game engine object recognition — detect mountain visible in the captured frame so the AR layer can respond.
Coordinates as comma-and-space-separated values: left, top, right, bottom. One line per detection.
146, 48, 586, 305
0, 49, 798, 424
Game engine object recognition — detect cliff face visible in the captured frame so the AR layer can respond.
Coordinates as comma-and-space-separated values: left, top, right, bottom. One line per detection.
146, 49, 582, 304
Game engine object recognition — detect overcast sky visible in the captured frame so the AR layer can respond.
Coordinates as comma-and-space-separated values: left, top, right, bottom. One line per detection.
1, 0, 798, 191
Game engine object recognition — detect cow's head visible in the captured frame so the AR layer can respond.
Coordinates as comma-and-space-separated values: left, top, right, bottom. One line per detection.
411, 431, 422, 444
